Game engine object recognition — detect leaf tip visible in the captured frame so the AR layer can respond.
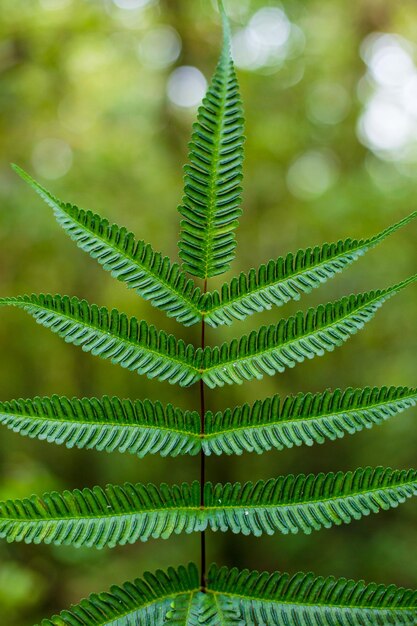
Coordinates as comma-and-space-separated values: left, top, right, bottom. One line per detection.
11, 163, 31, 184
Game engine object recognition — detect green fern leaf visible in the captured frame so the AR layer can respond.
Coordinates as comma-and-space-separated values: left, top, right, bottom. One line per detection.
38, 563, 200, 626
208, 563, 417, 625
0, 395, 201, 457
0, 294, 200, 386
39, 562, 417, 625
1, 468, 416, 548
202, 467, 417, 537
178, 4, 244, 278
202, 276, 417, 387
195, 593, 243, 625
0, 481, 202, 548
203, 385, 417, 455
13, 165, 203, 327
165, 592, 206, 625
2, 386, 414, 459
202, 212, 417, 327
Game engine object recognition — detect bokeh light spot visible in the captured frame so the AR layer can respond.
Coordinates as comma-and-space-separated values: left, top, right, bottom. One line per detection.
358, 97, 413, 153
249, 7, 291, 48
112, 0, 151, 9
232, 5, 296, 71
287, 150, 339, 200
361, 33, 415, 87
167, 66, 207, 108
31, 138, 73, 180
232, 28, 270, 71
358, 32, 417, 160
139, 26, 181, 69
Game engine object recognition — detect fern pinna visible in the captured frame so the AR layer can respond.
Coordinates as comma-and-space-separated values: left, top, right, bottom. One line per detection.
2, 2, 417, 624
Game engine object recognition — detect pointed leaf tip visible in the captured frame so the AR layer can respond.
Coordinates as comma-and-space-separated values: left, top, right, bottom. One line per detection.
178, 0, 243, 279
401, 272, 417, 288
11, 163, 32, 184
11, 163, 24, 177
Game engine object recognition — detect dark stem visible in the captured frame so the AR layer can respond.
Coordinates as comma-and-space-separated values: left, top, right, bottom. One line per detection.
200, 277, 207, 589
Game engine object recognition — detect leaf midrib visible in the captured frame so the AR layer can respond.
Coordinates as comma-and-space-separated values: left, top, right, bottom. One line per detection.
0, 410, 200, 438
210, 588, 417, 613
82, 589, 198, 626
201, 55, 233, 279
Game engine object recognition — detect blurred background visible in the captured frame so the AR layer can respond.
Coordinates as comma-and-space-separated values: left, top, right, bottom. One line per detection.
1, 0, 417, 622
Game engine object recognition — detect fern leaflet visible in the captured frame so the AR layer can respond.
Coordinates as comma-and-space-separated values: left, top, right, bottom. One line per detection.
166, 592, 207, 625
13, 165, 203, 327
202, 276, 417, 387
1, 386, 415, 460
202, 467, 417, 537
207, 563, 417, 625
0, 395, 201, 457
202, 211, 417, 327
178, 2, 244, 278
38, 563, 200, 626
202, 385, 417, 455
1, 467, 416, 549
0, 294, 200, 386
39, 562, 417, 625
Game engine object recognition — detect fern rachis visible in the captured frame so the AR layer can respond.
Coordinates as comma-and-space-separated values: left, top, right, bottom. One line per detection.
1, 2, 417, 624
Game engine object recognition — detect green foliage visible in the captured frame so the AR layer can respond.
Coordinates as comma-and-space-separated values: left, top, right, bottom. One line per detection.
38, 562, 417, 626
203, 385, 417, 455
1, 2, 417, 624
2, 385, 415, 460
0, 395, 201, 457
207, 563, 417, 626
1, 467, 416, 549
38, 563, 200, 626
2, 279, 415, 390
201, 278, 417, 387
12, 165, 203, 327
177, 3, 244, 279
0, 481, 200, 548
202, 211, 417, 326
0, 294, 200, 386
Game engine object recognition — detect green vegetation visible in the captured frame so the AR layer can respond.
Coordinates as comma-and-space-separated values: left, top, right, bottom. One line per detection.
1, 0, 417, 624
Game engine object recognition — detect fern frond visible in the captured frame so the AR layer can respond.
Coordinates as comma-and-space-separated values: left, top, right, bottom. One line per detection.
39, 561, 417, 625
13, 165, 203, 327
202, 467, 417, 537
38, 563, 200, 626
207, 563, 417, 625
0, 395, 201, 457
202, 276, 417, 388
0, 294, 200, 386
0, 481, 203, 548
203, 385, 417, 455
2, 468, 416, 548
178, 5, 244, 278
202, 212, 417, 327
10, 384, 412, 460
